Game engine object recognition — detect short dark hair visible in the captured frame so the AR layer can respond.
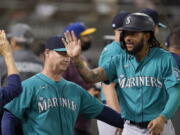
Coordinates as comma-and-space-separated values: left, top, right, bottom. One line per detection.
146, 31, 161, 48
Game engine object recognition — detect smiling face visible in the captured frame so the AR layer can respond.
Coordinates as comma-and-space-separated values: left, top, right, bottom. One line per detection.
123, 31, 149, 55
45, 49, 70, 74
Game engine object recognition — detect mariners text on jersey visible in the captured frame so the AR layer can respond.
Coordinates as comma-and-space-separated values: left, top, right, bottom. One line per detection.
118, 76, 162, 88
38, 97, 77, 113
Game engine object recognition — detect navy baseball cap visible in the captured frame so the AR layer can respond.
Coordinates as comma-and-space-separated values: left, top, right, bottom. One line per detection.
64, 22, 96, 37
45, 35, 66, 52
139, 8, 167, 28
112, 10, 130, 30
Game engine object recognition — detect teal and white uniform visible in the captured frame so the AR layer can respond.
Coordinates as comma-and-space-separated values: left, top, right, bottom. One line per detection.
5, 73, 104, 135
98, 41, 125, 102
101, 47, 180, 122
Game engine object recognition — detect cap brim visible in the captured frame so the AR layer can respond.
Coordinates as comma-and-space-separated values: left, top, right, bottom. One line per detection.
116, 27, 123, 31
123, 27, 145, 32
158, 23, 167, 28
53, 48, 67, 52
80, 28, 96, 36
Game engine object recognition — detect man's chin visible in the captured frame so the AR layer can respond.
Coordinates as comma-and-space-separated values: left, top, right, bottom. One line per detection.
126, 49, 136, 55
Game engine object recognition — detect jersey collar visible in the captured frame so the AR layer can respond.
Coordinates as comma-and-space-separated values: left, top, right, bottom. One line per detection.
36, 73, 66, 86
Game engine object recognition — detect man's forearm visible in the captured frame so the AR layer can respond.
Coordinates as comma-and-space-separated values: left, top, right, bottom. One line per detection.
161, 84, 180, 119
72, 56, 107, 83
4, 53, 18, 75
103, 83, 120, 112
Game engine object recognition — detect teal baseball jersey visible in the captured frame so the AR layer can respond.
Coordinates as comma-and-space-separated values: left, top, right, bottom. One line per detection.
5, 73, 104, 135
98, 41, 124, 102
101, 47, 180, 122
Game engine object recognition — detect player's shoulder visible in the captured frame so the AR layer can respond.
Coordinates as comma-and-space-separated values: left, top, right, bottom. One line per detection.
105, 41, 120, 48
101, 41, 122, 54
155, 47, 169, 54
154, 47, 172, 58
22, 73, 41, 86
64, 79, 85, 92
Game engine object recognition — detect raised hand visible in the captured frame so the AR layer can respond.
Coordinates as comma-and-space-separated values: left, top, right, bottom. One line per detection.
0, 30, 12, 56
62, 31, 81, 58
0, 30, 18, 75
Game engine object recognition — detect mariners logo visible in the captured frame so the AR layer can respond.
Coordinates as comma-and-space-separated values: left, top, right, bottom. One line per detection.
173, 68, 180, 80
126, 16, 131, 24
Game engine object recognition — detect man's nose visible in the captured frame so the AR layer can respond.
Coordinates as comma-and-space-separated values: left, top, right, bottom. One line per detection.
125, 36, 132, 42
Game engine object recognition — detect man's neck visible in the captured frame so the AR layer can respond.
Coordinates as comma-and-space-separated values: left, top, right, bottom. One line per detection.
42, 70, 62, 82
135, 44, 149, 62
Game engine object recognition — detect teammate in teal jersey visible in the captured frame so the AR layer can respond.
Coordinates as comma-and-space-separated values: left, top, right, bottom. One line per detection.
97, 10, 129, 135
63, 13, 180, 135
3, 35, 124, 135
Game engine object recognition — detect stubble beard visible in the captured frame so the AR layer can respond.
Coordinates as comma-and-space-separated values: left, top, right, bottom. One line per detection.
125, 38, 144, 55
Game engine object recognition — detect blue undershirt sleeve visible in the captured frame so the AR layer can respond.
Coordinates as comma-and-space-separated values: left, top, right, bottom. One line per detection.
2, 111, 23, 135
96, 106, 124, 128
161, 84, 180, 119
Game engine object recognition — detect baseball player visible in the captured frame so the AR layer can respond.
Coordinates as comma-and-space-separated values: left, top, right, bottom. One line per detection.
63, 13, 180, 135
97, 10, 129, 135
3, 35, 124, 135
0, 30, 22, 135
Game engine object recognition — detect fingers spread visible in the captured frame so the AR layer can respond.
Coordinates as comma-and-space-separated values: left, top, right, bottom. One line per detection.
65, 31, 73, 42
62, 38, 68, 47
78, 39, 81, 47
148, 123, 162, 135
0, 30, 7, 41
2, 30, 6, 40
71, 31, 77, 41
148, 121, 153, 129
0, 30, 2, 40
148, 122, 155, 134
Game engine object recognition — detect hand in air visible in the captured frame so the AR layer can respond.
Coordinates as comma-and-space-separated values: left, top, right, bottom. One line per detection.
62, 31, 81, 58
0, 30, 12, 56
